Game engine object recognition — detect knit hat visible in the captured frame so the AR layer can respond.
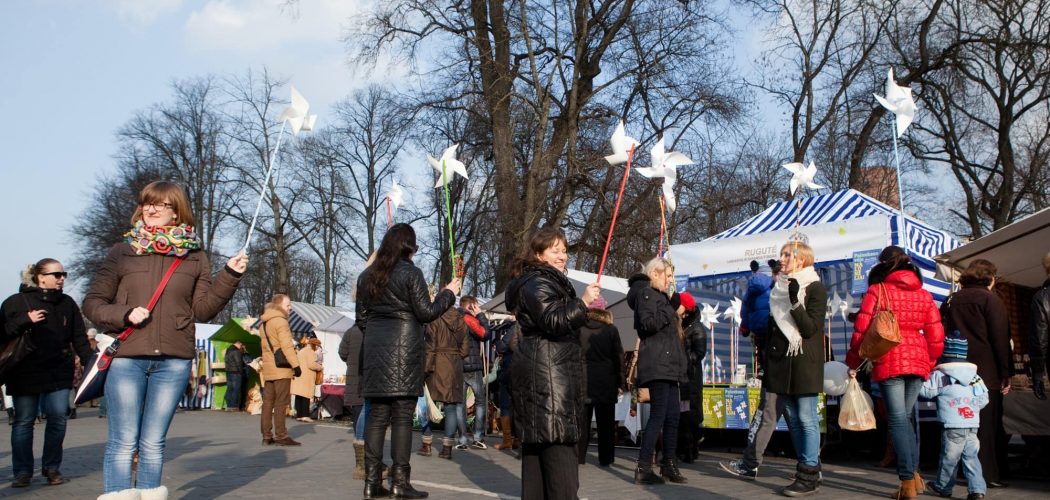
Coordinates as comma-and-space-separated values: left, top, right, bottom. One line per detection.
750, 260, 760, 272
588, 295, 608, 310
679, 291, 697, 311
941, 332, 968, 362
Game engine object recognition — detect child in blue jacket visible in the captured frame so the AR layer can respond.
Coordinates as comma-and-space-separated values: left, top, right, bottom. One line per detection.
920, 333, 989, 500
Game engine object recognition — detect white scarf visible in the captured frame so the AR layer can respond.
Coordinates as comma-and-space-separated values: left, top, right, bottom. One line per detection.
769, 266, 820, 357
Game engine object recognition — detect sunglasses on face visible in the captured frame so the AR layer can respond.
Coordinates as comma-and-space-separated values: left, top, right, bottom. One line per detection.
42, 272, 68, 279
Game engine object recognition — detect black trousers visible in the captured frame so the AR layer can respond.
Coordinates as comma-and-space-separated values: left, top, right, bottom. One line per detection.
522, 443, 578, 500
677, 402, 702, 461
365, 397, 416, 472
977, 389, 1007, 482
294, 395, 311, 418
577, 403, 616, 465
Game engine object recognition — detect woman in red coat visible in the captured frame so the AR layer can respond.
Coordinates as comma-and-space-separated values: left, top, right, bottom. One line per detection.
846, 246, 944, 499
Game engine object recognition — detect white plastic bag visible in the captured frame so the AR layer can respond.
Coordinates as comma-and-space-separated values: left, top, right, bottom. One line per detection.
838, 378, 876, 431
423, 384, 444, 423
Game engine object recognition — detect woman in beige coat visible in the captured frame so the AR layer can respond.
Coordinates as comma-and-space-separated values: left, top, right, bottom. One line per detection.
292, 338, 323, 422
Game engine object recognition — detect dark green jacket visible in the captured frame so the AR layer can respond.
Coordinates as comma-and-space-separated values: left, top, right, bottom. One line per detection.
763, 281, 827, 395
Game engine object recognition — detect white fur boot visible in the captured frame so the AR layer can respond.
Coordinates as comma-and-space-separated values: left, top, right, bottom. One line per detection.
139, 486, 168, 500
97, 489, 140, 500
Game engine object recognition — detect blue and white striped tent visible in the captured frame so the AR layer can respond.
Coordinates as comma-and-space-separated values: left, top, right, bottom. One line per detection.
670, 189, 962, 375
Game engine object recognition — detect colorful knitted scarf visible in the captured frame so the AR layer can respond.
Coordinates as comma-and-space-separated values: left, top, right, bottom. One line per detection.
125, 222, 201, 256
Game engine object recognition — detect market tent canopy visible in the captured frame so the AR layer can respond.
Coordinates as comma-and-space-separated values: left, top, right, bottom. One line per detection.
483, 269, 630, 314
935, 206, 1050, 288
250, 301, 352, 341
314, 311, 356, 383
209, 318, 260, 345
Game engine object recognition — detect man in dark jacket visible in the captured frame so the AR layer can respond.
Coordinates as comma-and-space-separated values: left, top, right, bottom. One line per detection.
224, 341, 245, 411
1029, 252, 1050, 399
940, 259, 1011, 488
457, 295, 493, 449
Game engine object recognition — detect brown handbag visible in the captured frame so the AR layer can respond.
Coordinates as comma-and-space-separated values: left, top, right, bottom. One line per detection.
858, 284, 902, 361
628, 339, 650, 403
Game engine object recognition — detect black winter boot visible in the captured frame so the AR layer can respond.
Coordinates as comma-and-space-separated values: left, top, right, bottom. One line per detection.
390, 465, 428, 499
782, 463, 821, 497
634, 464, 665, 485
660, 458, 688, 484
363, 461, 391, 499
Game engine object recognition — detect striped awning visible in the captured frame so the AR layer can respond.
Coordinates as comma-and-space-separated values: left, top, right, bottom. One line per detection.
250, 302, 353, 339
713, 189, 960, 259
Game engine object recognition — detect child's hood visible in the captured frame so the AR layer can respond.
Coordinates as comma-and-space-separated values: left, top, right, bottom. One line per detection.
934, 362, 980, 386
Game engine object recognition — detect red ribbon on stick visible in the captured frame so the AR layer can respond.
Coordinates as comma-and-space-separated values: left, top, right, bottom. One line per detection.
596, 144, 637, 284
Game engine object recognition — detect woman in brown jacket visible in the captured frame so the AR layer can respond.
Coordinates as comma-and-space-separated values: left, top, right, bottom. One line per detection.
83, 181, 247, 500
292, 338, 324, 422
420, 307, 469, 460
258, 294, 302, 446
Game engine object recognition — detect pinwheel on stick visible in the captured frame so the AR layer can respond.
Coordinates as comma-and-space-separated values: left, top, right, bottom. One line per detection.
428, 144, 469, 277
722, 297, 742, 384
244, 85, 317, 253
596, 121, 640, 285
874, 68, 917, 252
636, 135, 693, 257
700, 303, 720, 383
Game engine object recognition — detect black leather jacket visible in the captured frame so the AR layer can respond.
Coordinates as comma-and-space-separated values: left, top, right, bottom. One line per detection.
355, 260, 456, 398
507, 264, 587, 445
627, 274, 687, 386
1030, 278, 1050, 379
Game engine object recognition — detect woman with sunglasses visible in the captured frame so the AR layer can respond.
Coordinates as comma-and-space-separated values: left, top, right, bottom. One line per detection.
2, 258, 93, 488
84, 181, 248, 500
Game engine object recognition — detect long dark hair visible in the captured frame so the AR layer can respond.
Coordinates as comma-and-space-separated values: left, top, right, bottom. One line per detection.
507, 227, 568, 279
868, 245, 922, 285
361, 223, 419, 299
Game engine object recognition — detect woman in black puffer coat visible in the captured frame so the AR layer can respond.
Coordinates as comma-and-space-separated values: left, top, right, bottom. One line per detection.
628, 257, 689, 485
2, 259, 93, 487
355, 224, 460, 500
506, 228, 599, 500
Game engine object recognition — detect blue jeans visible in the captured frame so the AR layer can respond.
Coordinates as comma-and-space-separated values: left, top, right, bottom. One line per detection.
354, 399, 370, 441
422, 402, 460, 440
11, 389, 70, 477
458, 371, 486, 444
225, 371, 243, 410
103, 356, 191, 492
780, 393, 820, 467
638, 380, 680, 465
932, 428, 985, 495
880, 376, 922, 480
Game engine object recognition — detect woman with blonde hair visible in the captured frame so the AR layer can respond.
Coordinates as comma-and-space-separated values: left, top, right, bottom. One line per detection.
84, 181, 247, 499
292, 337, 323, 422
2, 259, 93, 488
764, 241, 827, 497
627, 256, 689, 485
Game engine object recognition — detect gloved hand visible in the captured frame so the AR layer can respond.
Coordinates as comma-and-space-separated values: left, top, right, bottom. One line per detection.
1035, 378, 1046, 400
293, 366, 302, 378
788, 278, 800, 306
739, 326, 750, 337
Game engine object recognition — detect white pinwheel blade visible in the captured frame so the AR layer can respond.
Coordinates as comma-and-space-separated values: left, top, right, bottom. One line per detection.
605, 120, 640, 165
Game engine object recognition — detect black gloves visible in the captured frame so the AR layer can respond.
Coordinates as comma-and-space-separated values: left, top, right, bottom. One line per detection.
788, 278, 800, 306
293, 366, 302, 378
1035, 378, 1046, 400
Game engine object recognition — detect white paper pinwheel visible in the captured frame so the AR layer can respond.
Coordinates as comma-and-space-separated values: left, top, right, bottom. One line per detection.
427, 144, 469, 188
825, 297, 835, 320
722, 297, 742, 325
277, 86, 317, 136
635, 135, 693, 212
838, 292, 855, 323
700, 303, 720, 331
604, 120, 640, 165
783, 161, 824, 195
386, 179, 405, 212
873, 68, 916, 138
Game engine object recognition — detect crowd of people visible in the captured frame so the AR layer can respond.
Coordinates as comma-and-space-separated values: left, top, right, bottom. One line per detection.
1, 178, 1049, 500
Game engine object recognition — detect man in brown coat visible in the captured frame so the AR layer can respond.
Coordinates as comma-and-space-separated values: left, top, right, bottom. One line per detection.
259, 294, 302, 446
422, 307, 469, 459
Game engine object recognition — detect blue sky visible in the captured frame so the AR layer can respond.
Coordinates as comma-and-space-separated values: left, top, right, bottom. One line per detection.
0, 0, 379, 297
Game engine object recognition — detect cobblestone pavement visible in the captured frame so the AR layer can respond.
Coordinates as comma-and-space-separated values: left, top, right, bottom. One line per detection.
0, 408, 1044, 499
